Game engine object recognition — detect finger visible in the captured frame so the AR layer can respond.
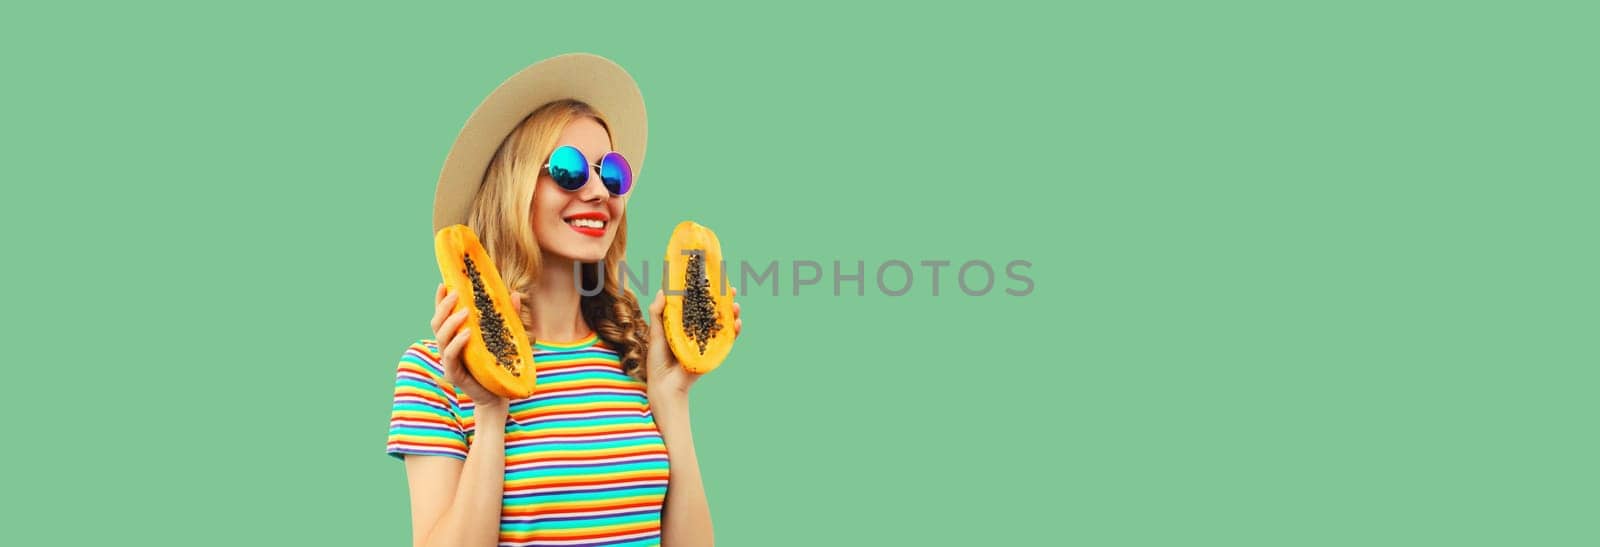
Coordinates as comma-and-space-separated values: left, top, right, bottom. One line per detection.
431, 291, 459, 332
436, 282, 446, 303
439, 308, 470, 341
643, 292, 668, 369
443, 326, 472, 373
735, 318, 742, 337
730, 286, 738, 298
648, 291, 666, 340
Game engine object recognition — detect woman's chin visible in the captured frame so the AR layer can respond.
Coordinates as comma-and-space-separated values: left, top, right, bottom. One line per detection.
547, 240, 611, 263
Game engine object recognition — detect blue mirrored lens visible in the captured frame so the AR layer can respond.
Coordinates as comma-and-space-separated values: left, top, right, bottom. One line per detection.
599, 152, 632, 195
547, 145, 589, 190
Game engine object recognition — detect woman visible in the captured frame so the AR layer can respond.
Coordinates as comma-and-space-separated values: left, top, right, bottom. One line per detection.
386, 54, 739, 547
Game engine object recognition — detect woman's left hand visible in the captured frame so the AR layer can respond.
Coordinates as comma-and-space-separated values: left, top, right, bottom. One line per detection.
646, 287, 741, 401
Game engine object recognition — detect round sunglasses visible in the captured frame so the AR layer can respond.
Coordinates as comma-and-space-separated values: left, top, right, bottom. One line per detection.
542, 145, 633, 196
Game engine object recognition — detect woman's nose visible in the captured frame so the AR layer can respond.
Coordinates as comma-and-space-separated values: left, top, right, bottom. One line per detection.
576, 168, 609, 203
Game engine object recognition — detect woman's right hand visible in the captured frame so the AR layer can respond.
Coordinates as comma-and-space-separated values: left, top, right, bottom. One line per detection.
431, 283, 524, 407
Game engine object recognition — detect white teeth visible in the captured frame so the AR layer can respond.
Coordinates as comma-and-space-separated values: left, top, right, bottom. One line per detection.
568, 218, 605, 229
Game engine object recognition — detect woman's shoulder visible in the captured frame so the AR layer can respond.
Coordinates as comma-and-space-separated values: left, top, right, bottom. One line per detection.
396, 338, 448, 380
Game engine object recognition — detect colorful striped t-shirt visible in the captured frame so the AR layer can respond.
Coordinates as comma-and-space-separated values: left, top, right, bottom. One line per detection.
386, 333, 670, 547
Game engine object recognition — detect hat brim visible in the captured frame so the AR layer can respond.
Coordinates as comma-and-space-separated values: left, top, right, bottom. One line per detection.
432, 53, 647, 232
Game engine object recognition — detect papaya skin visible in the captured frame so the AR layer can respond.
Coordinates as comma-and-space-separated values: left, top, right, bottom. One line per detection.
434, 224, 538, 398
662, 221, 737, 374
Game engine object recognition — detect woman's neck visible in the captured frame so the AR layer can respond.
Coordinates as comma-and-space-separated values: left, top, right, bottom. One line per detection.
527, 255, 592, 343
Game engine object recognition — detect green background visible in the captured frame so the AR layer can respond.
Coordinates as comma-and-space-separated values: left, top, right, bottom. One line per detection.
5, 1, 1595, 545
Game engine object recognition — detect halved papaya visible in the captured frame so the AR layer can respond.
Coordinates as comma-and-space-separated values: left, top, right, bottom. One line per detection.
434, 224, 537, 398
662, 221, 736, 374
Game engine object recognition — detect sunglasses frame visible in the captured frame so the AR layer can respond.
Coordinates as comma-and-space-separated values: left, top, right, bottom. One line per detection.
541, 145, 633, 196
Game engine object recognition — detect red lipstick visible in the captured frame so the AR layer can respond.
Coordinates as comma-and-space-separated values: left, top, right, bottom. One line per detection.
563, 211, 609, 238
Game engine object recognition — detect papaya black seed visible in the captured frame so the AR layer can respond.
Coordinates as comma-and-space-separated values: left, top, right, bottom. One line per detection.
680, 252, 724, 355
462, 255, 520, 374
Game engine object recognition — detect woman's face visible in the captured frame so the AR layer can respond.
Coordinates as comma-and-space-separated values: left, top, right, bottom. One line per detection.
531, 117, 628, 263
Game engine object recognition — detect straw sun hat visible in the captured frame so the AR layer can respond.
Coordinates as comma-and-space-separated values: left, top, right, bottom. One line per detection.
431, 53, 647, 231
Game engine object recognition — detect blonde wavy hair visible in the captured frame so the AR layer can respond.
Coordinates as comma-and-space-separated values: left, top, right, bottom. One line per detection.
465, 99, 651, 382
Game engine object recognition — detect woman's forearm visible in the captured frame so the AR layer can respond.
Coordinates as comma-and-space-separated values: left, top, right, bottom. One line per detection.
650, 392, 715, 547
423, 402, 508, 547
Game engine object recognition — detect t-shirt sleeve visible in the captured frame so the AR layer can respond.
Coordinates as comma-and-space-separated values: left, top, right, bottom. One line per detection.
386, 340, 469, 461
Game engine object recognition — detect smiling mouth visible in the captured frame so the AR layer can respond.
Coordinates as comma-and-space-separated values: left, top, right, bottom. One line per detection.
563, 214, 609, 237
566, 218, 606, 230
